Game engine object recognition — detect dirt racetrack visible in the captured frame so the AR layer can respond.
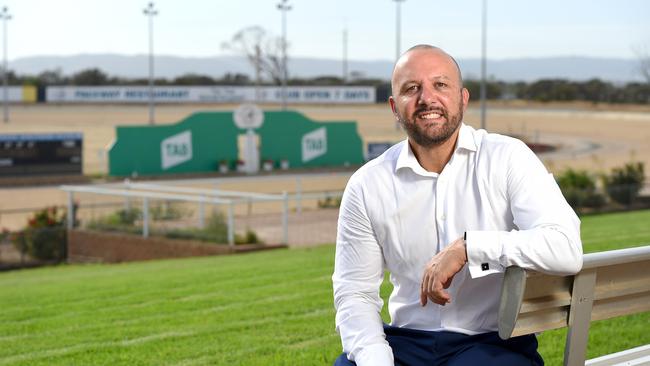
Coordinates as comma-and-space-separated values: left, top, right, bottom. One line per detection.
0, 101, 648, 233
1, 101, 648, 174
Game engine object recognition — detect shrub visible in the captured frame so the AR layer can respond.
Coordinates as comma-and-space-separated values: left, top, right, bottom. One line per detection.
86, 207, 142, 234
12, 206, 67, 261
0, 227, 10, 243
556, 169, 605, 209
317, 195, 342, 209
86, 208, 261, 245
603, 162, 646, 205
235, 229, 261, 245
150, 201, 189, 221
164, 212, 261, 244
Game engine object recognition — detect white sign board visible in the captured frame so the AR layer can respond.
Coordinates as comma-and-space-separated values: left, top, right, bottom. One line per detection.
7, 87, 27, 102
161, 131, 193, 170
45, 86, 376, 104
302, 127, 327, 163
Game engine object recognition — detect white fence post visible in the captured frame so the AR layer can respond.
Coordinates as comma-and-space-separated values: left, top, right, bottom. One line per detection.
282, 191, 289, 245
124, 179, 131, 211
67, 191, 74, 230
142, 197, 149, 238
198, 196, 205, 229
295, 176, 302, 213
227, 201, 234, 246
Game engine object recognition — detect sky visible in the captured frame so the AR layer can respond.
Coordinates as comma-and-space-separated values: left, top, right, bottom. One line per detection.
3, 0, 650, 62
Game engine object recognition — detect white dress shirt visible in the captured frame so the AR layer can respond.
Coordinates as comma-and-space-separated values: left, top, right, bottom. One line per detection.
332, 124, 582, 366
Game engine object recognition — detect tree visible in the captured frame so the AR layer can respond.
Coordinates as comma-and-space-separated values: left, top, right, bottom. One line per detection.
173, 73, 216, 85
221, 26, 285, 85
578, 78, 612, 103
463, 79, 503, 100
523, 79, 577, 102
220, 73, 251, 85
36, 69, 66, 85
620, 82, 650, 104
70, 68, 110, 85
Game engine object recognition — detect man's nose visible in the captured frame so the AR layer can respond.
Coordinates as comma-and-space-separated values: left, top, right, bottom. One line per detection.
418, 83, 438, 105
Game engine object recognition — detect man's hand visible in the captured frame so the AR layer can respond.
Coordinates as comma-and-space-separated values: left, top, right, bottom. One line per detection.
420, 237, 467, 306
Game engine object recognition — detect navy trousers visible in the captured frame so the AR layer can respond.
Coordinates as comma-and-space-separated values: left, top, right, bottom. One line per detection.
334, 324, 544, 366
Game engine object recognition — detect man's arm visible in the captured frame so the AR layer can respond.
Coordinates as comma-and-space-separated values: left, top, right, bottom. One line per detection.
420, 139, 582, 304
332, 177, 394, 366
465, 139, 582, 278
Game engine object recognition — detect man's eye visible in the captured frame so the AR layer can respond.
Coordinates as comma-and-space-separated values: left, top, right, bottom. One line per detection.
436, 82, 447, 88
405, 85, 419, 93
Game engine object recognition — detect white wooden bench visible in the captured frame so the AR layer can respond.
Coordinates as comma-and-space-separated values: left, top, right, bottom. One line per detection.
498, 245, 650, 366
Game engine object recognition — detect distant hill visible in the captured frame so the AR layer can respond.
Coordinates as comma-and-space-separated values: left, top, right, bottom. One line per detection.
9, 54, 645, 83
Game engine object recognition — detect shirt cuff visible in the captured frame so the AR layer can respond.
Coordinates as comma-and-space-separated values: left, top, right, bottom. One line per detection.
354, 343, 394, 366
466, 230, 505, 278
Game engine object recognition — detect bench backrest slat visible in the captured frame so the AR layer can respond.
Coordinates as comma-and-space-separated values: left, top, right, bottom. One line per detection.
498, 245, 650, 366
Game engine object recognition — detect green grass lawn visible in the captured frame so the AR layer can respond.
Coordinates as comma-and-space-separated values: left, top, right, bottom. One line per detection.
1, 210, 649, 365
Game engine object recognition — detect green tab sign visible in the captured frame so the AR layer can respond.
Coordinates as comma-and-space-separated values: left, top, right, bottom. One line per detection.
108, 110, 364, 176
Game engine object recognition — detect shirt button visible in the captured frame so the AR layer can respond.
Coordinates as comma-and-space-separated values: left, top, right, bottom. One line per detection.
440, 214, 446, 220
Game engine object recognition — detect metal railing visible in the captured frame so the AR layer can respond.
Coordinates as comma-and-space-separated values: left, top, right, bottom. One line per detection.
61, 184, 289, 246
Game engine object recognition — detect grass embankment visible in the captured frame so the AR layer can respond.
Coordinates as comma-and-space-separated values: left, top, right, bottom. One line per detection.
1, 210, 649, 365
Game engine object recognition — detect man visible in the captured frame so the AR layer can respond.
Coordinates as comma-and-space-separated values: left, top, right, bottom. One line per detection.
332, 45, 582, 366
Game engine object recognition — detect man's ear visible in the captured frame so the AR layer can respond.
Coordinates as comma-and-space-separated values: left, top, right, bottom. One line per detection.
389, 96, 398, 118
461, 88, 470, 112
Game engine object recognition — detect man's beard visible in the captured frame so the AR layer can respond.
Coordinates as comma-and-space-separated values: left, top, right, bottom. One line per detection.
398, 101, 464, 148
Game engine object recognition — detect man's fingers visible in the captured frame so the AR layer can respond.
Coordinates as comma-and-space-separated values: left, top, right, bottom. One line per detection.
421, 272, 429, 293
420, 239, 467, 306
420, 275, 427, 306
433, 276, 451, 304
419, 274, 452, 306
420, 282, 452, 305
429, 289, 450, 305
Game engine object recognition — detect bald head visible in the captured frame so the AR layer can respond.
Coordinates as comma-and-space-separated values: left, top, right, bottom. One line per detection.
391, 45, 464, 97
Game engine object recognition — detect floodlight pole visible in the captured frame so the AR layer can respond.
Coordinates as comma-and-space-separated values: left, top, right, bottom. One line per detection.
393, 0, 406, 61
480, 0, 487, 130
143, 2, 158, 125
1, 7, 11, 124
277, 0, 292, 110
342, 26, 348, 83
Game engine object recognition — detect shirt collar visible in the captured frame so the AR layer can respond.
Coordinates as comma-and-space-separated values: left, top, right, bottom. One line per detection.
456, 123, 478, 153
395, 123, 477, 176
395, 139, 436, 177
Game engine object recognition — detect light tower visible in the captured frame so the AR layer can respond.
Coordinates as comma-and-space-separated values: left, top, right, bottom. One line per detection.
393, 0, 406, 61
1, 6, 11, 123
143, 2, 158, 125
342, 25, 348, 83
480, 0, 487, 130
277, 0, 292, 110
